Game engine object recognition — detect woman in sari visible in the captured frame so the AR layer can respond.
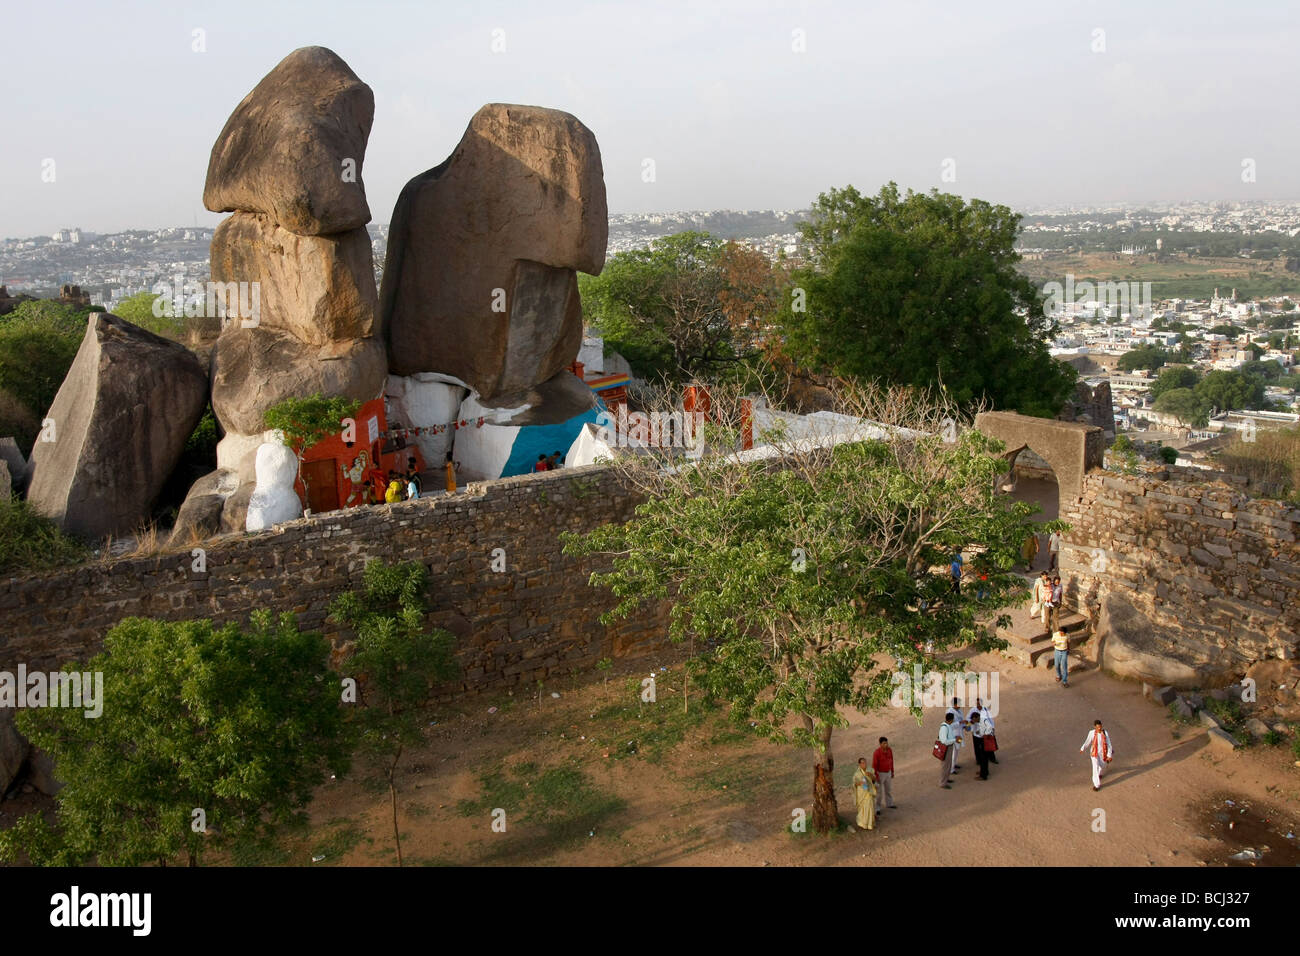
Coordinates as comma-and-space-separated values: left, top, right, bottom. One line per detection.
853, 757, 878, 831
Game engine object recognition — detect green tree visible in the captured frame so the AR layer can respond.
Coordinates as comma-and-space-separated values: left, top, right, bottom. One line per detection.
1208, 324, 1244, 337
1117, 345, 1169, 372
564, 381, 1037, 833
330, 559, 458, 866
778, 184, 1075, 417
578, 232, 780, 382
1194, 369, 1267, 412
263, 393, 362, 506
112, 290, 187, 341
0, 612, 350, 866
1148, 365, 1201, 400
0, 301, 85, 452
1153, 387, 1210, 427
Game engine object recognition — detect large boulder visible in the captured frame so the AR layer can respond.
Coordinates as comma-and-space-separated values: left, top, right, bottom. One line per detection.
167, 468, 242, 546
0, 436, 25, 493
25, 313, 208, 539
0, 707, 28, 796
203, 46, 374, 236
381, 104, 607, 401
209, 328, 386, 435
210, 211, 377, 345
385, 373, 471, 468
1095, 593, 1240, 689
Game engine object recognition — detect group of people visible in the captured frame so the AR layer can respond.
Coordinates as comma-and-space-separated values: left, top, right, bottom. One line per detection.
379, 452, 463, 503
1021, 528, 1063, 573
934, 696, 998, 791
851, 700, 1116, 832
383, 457, 425, 503
533, 451, 565, 472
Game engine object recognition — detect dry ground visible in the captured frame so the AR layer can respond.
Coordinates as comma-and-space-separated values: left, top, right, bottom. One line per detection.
245, 650, 1300, 867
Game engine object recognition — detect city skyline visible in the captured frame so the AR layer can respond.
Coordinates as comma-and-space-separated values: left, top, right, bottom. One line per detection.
3, 0, 1298, 237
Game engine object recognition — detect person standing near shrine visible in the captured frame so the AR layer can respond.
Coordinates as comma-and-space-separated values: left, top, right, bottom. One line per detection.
1080, 719, 1113, 791
444, 451, 458, 493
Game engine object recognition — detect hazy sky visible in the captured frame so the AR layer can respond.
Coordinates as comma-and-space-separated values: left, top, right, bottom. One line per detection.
2, 0, 1296, 237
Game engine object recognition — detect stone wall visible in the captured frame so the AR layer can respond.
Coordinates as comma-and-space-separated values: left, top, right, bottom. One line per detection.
1058, 470, 1300, 687
0, 465, 668, 696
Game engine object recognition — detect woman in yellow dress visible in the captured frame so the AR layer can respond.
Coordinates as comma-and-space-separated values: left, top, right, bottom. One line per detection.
853, 757, 877, 831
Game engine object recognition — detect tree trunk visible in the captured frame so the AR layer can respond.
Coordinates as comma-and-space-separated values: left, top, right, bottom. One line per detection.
389, 746, 403, 867
811, 724, 838, 834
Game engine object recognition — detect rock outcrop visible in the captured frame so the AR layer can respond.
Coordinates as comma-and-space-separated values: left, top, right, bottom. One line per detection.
203, 46, 374, 236
0, 707, 27, 796
25, 313, 208, 539
381, 104, 607, 404
210, 330, 386, 436
0, 437, 25, 493
201, 46, 385, 524
1095, 593, 1239, 688
209, 212, 377, 345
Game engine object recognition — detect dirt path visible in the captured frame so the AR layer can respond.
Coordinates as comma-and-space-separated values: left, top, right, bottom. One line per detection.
287, 646, 1299, 868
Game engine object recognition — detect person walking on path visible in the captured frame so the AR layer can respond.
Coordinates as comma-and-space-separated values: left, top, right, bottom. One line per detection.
853, 758, 878, 830
872, 737, 897, 812
1048, 575, 1064, 632
1080, 719, 1113, 791
1053, 629, 1071, 686
1020, 532, 1040, 572
1031, 571, 1052, 626
945, 698, 967, 771
937, 714, 958, 788
1048, 529, 1063, 572
950, 551, 963, 595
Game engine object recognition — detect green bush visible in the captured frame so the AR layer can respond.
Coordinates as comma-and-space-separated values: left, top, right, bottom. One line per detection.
0, 496, 89, 574
0, 301, 85, 452
1157, 445, 1179, 465
0, 611, 350, 866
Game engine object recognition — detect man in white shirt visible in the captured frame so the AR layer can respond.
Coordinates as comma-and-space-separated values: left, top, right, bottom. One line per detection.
1080, 719, 1113, 791
938, 713, 958, 788
1048, 530, 1063, 572
944, 697, 966, 771
975, 698, 997, 764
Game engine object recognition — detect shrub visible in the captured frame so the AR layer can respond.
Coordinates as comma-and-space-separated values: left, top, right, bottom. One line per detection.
0, 496, 89, 574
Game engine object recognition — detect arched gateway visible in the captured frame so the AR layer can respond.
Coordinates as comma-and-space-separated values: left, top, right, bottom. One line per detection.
973, 411, 1105, 513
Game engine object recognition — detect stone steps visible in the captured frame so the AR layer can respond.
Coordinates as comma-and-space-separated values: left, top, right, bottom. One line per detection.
995, 607, 1090, 669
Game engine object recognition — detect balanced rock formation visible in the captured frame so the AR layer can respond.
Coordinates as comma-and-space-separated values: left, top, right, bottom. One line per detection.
25, 313, 208, 539
198, 47, 385, 530
209, 211, 377, 345
381, 104, 608, 406
203, 46, 374, 236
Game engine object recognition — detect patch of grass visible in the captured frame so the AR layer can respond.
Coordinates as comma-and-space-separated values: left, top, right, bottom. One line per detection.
456, 770, 529, 818
589, 677, 722, 764
464, 764, 629, 862
1168, 701, 1193, 725
0, 496, 90, 574
309, 821, 367, 865
1205, 697, 1245, 734
1263, 729, 1285, 747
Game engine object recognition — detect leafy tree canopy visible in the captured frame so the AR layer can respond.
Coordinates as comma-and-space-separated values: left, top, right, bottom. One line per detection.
776, 184, 1075, 417
578, 231, 783, 383
0, 611, 350, 866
